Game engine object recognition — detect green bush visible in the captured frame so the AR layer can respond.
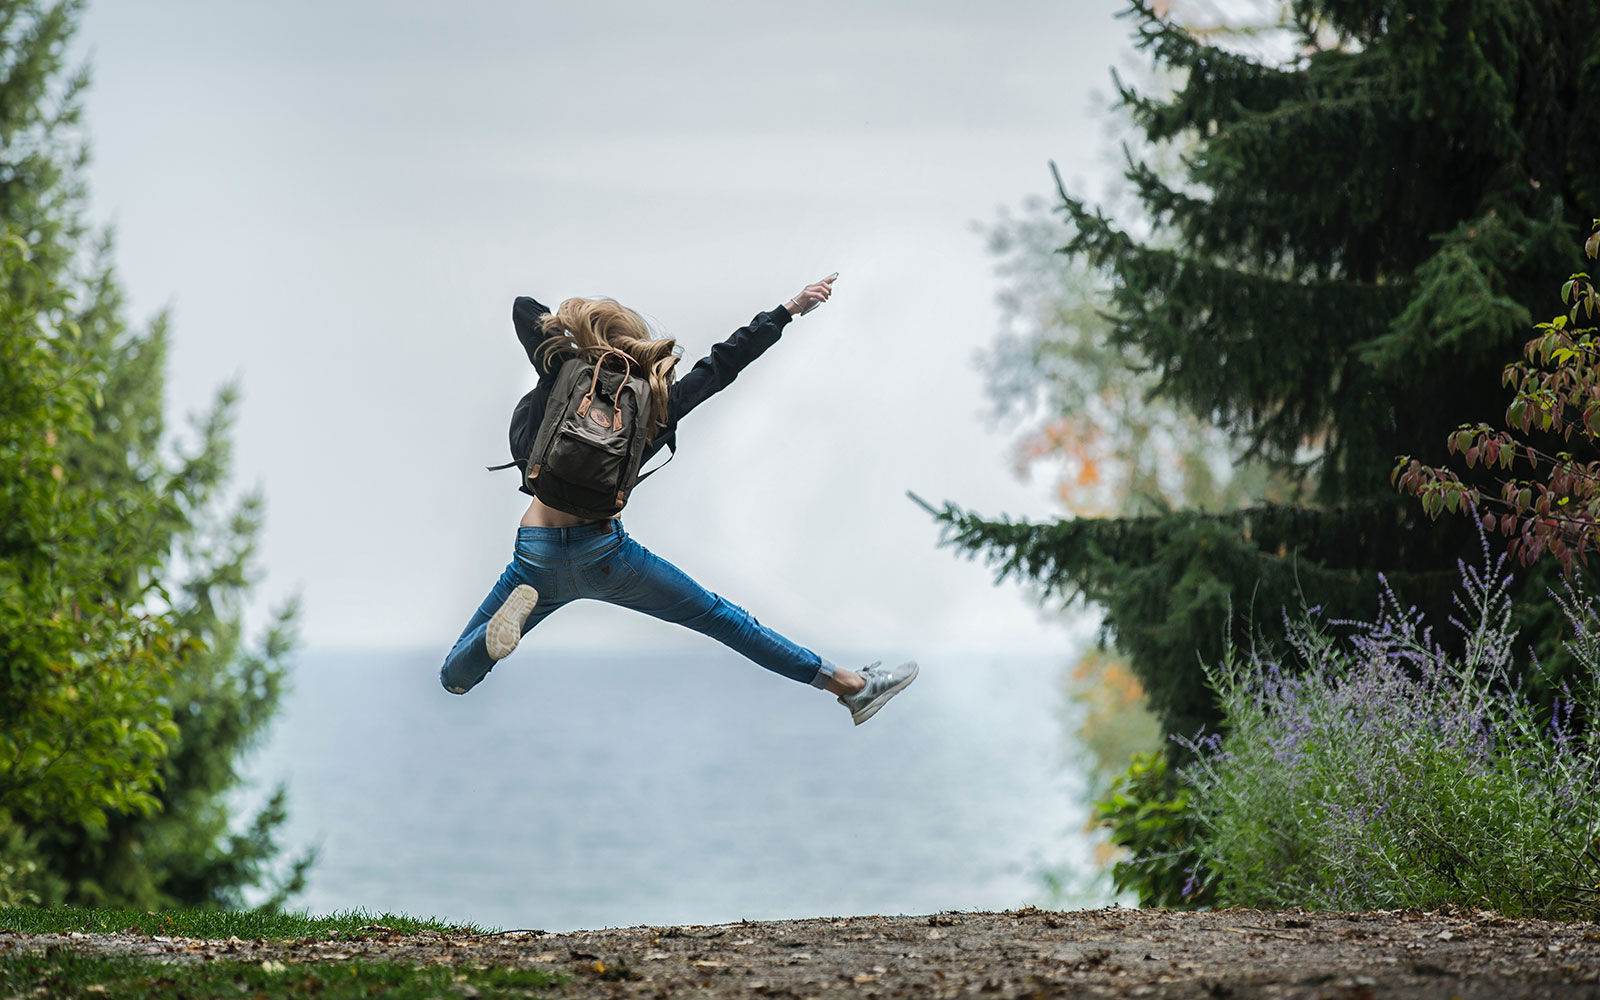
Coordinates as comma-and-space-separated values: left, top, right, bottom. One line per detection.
1092, 751, 1210, 908
1174, 554, 1600, 917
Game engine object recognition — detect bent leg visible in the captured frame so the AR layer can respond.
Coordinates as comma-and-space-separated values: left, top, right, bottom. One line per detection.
603, 537, 837, 688
440, 561, 563, 695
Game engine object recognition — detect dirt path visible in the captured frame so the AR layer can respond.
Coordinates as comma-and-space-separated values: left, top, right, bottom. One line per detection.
5, 907, 1599, 998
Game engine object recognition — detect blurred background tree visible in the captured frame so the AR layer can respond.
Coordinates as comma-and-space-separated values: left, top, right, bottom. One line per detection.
0, 0, 308, 908
974, 0, 1301, 896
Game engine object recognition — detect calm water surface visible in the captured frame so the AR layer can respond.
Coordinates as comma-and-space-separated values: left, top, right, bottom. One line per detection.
242, 645, 1098, 931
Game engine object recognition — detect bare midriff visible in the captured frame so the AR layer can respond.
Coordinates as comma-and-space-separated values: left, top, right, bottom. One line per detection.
519, 496, 616, 528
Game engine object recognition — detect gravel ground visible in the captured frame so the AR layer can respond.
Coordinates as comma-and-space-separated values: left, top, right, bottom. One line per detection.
5, 906, 1599, 998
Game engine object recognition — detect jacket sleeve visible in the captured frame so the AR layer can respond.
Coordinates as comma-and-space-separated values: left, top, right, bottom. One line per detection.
663, 304, 792, 432
512, 296, 562, 379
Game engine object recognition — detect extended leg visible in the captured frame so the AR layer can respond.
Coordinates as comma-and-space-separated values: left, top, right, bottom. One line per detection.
605, 538, 840, 689
439, 562, 560, 695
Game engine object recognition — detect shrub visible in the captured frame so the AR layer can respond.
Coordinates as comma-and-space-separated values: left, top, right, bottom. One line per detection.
1092, 751, 1211, 908
1176, 545, 1600, 918
1395, 219, 1600, 572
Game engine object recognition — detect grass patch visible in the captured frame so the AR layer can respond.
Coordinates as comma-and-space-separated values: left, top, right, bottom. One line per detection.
0, 951, 558, 999
0, 906, 490, 941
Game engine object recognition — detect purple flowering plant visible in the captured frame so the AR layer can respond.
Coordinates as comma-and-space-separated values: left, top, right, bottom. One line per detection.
1174, 533, 1600, 917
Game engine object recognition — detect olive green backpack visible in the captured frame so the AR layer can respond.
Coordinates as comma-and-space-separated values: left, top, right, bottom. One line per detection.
494, 348, 670, 519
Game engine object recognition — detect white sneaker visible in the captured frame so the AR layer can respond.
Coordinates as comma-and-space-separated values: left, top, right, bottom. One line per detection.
485, 585, 538, 661
838, 660, 919, 726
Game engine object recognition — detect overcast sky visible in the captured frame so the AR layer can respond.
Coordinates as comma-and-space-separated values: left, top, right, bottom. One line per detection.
72, 1, 1136, 663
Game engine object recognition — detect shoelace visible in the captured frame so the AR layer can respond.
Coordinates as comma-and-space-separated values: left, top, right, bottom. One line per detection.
849, 679, 886, 703
839, 663, 887, 706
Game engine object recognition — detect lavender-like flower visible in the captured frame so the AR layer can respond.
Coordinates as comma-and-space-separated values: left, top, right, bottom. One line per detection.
1169, 539, 1600, 918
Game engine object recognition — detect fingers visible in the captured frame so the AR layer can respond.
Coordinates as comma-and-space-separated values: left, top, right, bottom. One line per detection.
798, 275, 836, 298
791, 274, 837, 316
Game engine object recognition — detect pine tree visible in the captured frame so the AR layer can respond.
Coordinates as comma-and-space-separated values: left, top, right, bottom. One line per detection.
929, 0, 1600, 741
0, 0, 307, 907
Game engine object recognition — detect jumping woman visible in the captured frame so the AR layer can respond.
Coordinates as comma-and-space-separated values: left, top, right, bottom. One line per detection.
439, 275, 918, 725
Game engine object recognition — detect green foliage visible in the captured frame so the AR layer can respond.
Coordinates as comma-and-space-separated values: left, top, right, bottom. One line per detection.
0, 235, 182, 837
0, 0, 305, 908
0, 1, 90, 278
1091, 751, 1209, 908
1177, 561, 1600, 917
0, 825, 41, 906
934, 0, 1600, 744
915, 492, 1464, 744
1397, 222, 1600, 571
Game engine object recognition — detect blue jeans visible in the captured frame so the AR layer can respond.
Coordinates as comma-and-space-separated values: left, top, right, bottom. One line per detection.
440, 519, 837, 694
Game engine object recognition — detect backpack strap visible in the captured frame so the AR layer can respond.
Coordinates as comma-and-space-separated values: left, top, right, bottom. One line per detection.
575, 347, 635, 431
486, 459, 525, 472
634, 438, 675, 483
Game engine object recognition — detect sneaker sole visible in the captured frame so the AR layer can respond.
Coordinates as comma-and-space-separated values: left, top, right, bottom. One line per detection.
852, 661, 919, 726
485, 584, 538, 661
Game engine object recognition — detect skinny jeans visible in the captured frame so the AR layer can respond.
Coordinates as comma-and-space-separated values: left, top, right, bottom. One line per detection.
440, 519, 837, 693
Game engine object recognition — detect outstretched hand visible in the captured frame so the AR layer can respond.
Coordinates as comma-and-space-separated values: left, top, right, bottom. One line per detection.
786, 273, 837, 317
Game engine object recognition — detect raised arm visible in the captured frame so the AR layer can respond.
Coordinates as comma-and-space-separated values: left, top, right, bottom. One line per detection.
512, 295, 560, 377
664, 305, 789, 428
662, 274, 836, 431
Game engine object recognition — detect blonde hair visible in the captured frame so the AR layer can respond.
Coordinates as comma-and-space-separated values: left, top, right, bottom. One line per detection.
538, 297, 680, 436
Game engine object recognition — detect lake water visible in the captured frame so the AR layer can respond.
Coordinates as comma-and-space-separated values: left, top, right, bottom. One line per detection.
240, 644, 1102, 931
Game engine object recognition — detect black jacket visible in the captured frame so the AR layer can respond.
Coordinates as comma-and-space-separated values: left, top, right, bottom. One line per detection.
507, 296, 793, 496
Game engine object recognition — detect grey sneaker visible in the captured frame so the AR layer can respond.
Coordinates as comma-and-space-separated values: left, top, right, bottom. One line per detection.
838, 660, 919, 726
485, 584, 538, 661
